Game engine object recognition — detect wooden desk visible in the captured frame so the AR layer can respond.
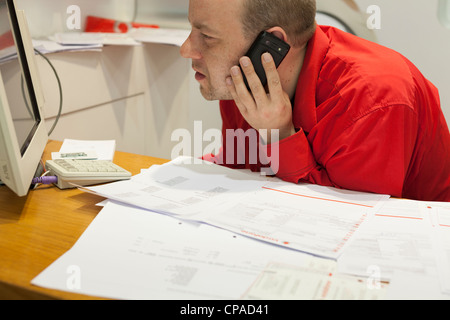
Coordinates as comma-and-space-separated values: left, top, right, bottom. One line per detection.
0, 140, 168, 299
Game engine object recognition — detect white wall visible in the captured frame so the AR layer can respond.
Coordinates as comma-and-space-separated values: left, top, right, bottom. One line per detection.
16, 0, 450, 120
135, 0, 450, 122
7, 0, 220, 159
136, 0, 187, 16
354, 0, 450, 121
15, 0, 136, 38
10, 0, 450, 159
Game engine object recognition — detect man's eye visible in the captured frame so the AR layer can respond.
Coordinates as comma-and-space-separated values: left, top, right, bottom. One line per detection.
202, 33, 214, 40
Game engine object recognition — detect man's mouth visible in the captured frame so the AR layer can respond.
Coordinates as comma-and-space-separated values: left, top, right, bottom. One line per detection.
195, 71, 206, 81
193, 66, 206, 82
194, 70, 206, 81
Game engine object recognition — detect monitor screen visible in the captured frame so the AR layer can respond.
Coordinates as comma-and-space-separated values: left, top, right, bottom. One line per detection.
0, 0, 40, 156
0, 0, 48, 197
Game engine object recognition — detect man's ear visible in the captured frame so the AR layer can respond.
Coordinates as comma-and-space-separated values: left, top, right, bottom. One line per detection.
266, 27, 288, 43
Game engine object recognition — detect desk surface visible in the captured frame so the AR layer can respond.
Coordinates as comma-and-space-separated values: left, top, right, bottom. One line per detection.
0, 140, 168, 299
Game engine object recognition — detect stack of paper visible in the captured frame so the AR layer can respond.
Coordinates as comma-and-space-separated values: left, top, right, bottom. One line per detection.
2, 27, 190, 65
31, 157, 450, 299
242, 261, 389, 300
34, 39, 103, 54
52, 32, 141, 46
32, 201, 313, 300
433, 205, 450, 295
128, 27, 190, 47
0, 45, 17, 64
83, 157, 388, 259
337, 199, 450, 299
50, 28, 189, 48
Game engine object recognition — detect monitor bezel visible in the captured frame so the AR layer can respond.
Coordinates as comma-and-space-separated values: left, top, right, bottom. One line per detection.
6, 0, 41, 156
0, 0, 48, 197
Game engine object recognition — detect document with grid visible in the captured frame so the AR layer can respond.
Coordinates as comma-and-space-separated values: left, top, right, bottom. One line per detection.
83, 157, 389, 259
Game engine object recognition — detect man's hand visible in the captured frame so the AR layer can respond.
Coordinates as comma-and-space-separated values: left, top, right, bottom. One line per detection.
226, 52, 296, 144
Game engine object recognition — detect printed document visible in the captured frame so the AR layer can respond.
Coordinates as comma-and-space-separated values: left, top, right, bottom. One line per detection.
242, 260, 388, 300
84, 158, 268, 217
386, 271, 450, 300
129, 28, 190, 47
83, 157, 388, 259
32, 201, 311, 300
199, 181, 388, 259
337, 199, 438, 281
429, 204, 450, 294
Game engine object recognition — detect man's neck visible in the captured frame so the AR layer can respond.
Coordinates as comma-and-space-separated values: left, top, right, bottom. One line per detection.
279, 44, 307, 100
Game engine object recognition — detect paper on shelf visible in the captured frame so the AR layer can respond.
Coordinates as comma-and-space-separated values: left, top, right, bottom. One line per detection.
52, 32, 141, 46
34, 39, 103, 52
129, 27, 190, 47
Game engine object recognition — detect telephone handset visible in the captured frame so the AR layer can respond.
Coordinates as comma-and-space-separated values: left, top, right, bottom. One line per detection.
240, 31, 291, 91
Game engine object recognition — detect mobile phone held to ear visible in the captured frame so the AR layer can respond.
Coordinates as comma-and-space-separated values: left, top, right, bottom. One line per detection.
241, 31, 291, 91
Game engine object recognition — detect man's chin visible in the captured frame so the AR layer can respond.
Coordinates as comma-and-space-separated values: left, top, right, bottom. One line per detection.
200, 86, 233, 101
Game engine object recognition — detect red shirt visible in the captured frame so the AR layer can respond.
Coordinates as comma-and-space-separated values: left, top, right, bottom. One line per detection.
207, 26, 450, 201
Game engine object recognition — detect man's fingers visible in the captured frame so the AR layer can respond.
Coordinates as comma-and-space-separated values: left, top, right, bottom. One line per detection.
226, 76, 249, 116
239, 57, 266, 101
229, 65, 257, 112
262, 52, 284, 99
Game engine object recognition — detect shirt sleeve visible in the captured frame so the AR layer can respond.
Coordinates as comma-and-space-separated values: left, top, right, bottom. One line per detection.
266, 105, 419, 198
261, 128, 317, 181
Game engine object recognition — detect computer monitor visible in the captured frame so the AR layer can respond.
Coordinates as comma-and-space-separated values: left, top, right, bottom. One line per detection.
0, 0, 48, 197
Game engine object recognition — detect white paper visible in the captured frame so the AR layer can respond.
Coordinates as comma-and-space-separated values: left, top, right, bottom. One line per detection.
129, 27, 190, 47
201, 183, 383, 259
1, 40, 103, 64
0, 45, 18, 64
33, 39, 103, 54
386, 271, 450, 300
51, 151, 98, 160
31, 201, 311, 300
58, 139, 116, 161
262, 181, 388, 210
85, 158, 268, 217
84, 158, 388, 259
428, 205, 450, 294
52, 33, 141, 46
242, 260, 388, 300
338, 199, 438, 281
432, 228, 450, 295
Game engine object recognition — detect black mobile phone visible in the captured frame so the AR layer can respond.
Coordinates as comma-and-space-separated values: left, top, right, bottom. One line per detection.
241, 31, 290, 91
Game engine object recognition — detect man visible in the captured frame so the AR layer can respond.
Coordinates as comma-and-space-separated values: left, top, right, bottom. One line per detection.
180, 0, 450, 202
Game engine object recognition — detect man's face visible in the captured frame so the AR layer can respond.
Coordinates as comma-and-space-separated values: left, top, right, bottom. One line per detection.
180, 0, 250, 101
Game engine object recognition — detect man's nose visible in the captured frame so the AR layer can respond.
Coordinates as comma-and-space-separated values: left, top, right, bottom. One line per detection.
180, 33, 202, 60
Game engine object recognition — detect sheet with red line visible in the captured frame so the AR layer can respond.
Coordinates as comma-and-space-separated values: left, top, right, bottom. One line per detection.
198, 181, 389, 259
338, 199, 442, 282
429, 205, 450, 295
84, 158, 389, 260
336, 199, 450, 298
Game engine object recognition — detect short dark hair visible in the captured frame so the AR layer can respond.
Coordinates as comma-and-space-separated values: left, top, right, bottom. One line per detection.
241, 0, 317, 47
